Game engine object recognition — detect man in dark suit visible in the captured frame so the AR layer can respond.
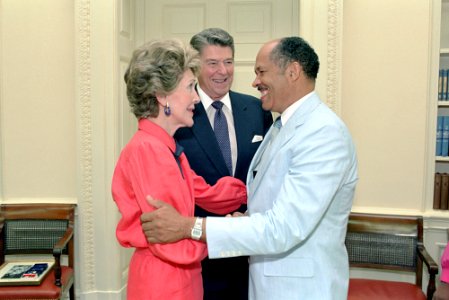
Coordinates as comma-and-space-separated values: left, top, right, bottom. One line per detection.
174, 28, 273, 300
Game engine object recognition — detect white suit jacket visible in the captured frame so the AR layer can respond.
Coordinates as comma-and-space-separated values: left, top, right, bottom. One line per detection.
207, 92, 358, 300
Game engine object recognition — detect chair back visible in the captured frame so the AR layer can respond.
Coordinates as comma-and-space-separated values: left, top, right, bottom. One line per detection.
345, 213, 423, 285
0, 204, 75, 300
0, 204, 75, 264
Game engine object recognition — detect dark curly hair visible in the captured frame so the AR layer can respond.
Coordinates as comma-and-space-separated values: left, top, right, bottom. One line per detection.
270, 37, 319, 80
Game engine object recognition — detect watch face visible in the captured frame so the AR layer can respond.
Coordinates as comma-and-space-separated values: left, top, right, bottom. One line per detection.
191, 217, 203, 240
192, 228, 202, 239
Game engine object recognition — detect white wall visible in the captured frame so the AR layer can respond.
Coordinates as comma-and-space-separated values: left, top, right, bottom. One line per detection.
0, 0, 76, 202
342, 0, 431, 213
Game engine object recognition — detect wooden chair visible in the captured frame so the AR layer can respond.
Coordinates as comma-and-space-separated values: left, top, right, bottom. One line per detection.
346, 213, 438, 300
0, 204, 75, 300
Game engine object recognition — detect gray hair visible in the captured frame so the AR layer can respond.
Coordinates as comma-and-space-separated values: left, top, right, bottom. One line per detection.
124, 38, 200, 118
190, 28, 235, 57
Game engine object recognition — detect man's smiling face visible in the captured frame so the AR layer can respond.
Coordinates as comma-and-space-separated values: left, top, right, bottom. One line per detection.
198, 45, 234, 100
252, 40, 290, 114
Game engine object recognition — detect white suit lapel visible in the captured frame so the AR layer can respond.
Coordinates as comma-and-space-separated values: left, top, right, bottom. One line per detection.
247, 95, 322, 196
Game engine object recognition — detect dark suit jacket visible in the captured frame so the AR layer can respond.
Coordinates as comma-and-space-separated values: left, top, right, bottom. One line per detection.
175, 90, 273, 208
174, 90, 272, 299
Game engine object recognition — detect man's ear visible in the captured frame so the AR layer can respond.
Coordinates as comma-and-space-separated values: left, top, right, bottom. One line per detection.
287, 62, 301, 81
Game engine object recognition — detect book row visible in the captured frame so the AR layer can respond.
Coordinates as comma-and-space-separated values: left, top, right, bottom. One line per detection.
436, 115, 449, 156
439, 69, 449, 100
433, 172, 449, 210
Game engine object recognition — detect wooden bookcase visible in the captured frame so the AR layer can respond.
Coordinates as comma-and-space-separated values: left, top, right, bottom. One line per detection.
432, 0, 449, 210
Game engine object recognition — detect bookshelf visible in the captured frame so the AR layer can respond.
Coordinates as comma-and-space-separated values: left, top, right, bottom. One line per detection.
433, 0, 449, 210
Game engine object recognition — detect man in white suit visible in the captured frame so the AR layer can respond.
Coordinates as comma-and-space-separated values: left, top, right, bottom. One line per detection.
141, 36, 358, 299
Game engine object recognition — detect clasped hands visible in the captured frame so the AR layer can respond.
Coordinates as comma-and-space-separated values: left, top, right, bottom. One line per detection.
141, 195, 246, 244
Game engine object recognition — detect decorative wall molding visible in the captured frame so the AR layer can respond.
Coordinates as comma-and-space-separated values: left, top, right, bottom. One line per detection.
76, 0, 96, 291
326, 0, 341, 114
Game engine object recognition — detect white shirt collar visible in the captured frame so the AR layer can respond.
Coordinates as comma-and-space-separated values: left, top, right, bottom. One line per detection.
197, 85, 232, 112
279, 91, 315, 126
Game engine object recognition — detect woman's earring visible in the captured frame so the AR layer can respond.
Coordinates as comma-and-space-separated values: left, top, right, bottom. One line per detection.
164, 102, 171, 116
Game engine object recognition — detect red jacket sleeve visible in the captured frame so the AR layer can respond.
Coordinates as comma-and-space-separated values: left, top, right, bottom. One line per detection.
190, 168, 247, 214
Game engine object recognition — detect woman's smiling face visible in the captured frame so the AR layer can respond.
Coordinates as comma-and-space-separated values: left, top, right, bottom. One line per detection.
168, 69, 200, 131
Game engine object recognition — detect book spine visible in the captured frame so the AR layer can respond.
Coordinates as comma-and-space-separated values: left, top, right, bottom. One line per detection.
444, 69, 449, 101
446, 69, 449, 101
434, 172, 442, 209
441, 173, 449, 210
440, 69, 444, 100
442, 116, 449, 156
437, 116, 444, 156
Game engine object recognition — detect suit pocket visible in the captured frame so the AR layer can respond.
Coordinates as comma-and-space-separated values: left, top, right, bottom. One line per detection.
263, 257, 314, 278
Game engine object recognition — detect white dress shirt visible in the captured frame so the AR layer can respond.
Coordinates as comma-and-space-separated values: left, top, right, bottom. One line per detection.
198, 85, 237, 175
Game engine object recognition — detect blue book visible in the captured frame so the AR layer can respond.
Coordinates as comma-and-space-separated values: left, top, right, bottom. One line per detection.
439, 69, 444, 100
437, 116, 444, 156
442, 116, 449, 156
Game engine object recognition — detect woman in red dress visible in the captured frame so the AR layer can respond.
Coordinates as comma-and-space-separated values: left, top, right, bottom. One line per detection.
111, 39, 247, 300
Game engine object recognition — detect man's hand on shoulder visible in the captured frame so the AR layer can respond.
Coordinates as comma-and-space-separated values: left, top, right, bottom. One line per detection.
141, 195, 194, 244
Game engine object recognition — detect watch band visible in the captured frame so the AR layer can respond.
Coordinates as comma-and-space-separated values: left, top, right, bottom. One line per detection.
191, 217, 203, 240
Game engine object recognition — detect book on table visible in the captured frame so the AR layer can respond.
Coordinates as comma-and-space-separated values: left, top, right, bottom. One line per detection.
0, 260, 54, 286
